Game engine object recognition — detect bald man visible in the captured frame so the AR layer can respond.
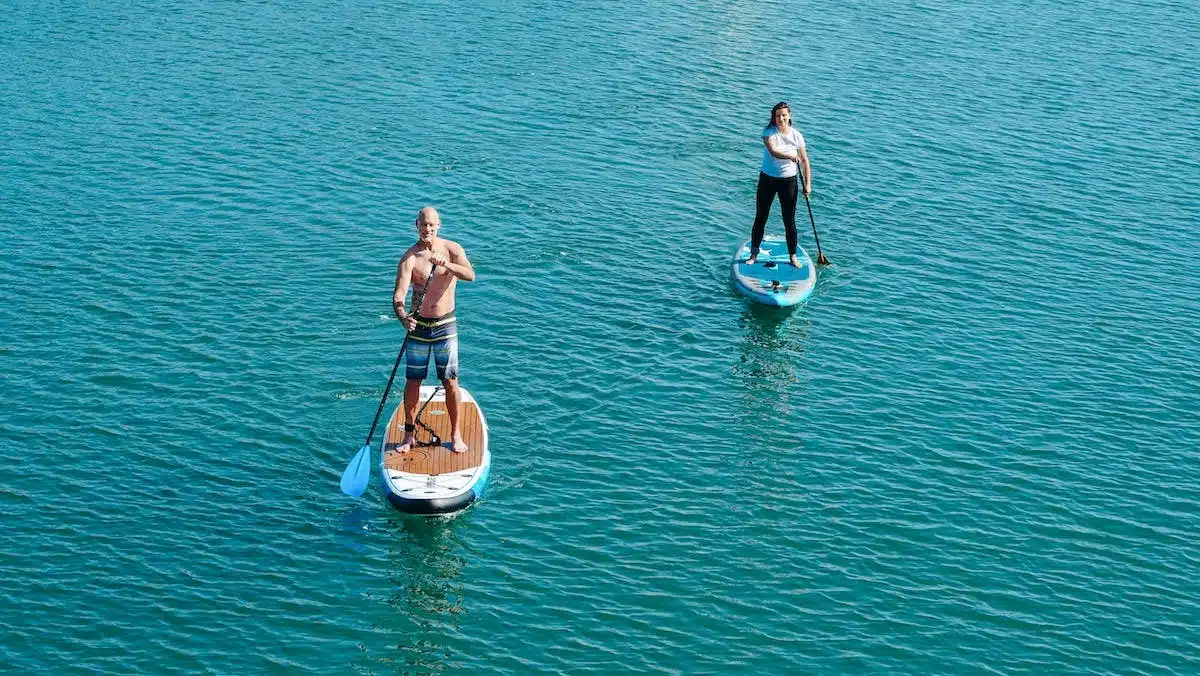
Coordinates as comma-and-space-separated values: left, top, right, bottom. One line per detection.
392, 207, 476, 453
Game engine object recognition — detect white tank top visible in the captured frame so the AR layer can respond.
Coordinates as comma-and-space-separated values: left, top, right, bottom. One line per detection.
760, 125, 806, 178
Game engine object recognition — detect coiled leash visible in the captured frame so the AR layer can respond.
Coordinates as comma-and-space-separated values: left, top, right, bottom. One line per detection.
403, 385, 444, 448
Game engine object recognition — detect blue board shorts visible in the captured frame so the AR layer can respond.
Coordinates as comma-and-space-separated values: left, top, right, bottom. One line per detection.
406, 311, 459, 381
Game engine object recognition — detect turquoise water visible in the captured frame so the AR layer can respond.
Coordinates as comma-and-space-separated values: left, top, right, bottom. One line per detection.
3, 0, 1199, 672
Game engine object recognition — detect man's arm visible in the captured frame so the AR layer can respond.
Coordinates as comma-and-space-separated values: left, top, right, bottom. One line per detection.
392, 256, 414, 323
432, 243, 475, 282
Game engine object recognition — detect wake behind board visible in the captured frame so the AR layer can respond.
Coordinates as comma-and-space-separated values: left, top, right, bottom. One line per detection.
730, 235, 817, 307
380, 385, 490, 516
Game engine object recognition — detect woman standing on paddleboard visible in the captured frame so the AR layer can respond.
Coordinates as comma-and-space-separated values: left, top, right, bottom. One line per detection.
747, 101, 811, 267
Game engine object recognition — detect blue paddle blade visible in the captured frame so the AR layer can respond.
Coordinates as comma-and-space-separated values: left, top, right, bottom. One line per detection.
340, 444, 372, 496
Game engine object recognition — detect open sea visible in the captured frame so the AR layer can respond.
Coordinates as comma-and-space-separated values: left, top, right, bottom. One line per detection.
2, 1, 1198, 673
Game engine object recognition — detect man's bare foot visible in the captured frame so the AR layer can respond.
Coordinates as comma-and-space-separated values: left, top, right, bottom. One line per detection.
448, 436, 468, 454
789, 255, 801, 268
396, 435, 414, 453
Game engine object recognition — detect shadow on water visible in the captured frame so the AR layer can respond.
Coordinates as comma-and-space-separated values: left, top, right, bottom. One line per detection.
731, 301, 816, 431
337, 504, 374, 553
733, 303, 812, 390
723, 302, 815, 467
370, 512, 472, 675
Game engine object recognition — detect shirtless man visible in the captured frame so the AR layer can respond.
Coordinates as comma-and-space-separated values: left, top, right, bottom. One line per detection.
392, 206, 476, 453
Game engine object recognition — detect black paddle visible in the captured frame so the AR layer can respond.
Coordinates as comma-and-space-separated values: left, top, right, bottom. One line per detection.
798, 167, 830, 265
340, 264, 438, 496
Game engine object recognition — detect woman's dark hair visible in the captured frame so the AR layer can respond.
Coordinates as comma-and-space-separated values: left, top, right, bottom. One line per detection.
766, 101, 790, 129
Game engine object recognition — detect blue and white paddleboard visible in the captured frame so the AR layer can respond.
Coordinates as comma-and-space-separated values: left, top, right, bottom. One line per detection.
380, 385, 490, 517
730, 235, 817, 307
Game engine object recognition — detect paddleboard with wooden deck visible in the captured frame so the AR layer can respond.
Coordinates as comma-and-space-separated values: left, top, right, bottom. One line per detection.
379, 385, 490, 516
731, 234, 817, 307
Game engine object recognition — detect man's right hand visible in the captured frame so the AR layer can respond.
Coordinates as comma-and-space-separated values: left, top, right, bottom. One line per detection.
401, 314, 417, 332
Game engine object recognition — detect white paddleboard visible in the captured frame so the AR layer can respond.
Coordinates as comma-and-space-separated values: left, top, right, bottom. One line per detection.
379, 385, 490, 516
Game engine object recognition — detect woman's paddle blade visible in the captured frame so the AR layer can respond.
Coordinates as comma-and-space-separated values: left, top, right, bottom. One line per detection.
340, 444, 372, 496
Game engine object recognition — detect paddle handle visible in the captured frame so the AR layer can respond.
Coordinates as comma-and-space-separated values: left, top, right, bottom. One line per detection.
361, 263, 438, 447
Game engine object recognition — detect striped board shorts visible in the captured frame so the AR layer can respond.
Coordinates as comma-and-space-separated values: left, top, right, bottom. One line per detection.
406, 311, 459, 381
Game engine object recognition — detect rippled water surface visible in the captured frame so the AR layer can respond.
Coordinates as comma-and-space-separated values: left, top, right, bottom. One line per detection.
3, 1, 1199, 673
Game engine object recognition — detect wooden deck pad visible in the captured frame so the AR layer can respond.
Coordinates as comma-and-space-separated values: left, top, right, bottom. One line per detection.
382, 399, 486, 475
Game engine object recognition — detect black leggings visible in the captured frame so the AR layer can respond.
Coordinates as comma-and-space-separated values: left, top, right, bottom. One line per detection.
751, 172, 799, 256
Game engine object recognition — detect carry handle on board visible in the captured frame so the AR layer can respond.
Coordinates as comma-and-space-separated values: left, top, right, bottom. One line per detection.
340, 264, 439, 497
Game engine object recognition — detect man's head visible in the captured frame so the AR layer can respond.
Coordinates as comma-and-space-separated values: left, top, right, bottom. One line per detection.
415, 207, 441, 244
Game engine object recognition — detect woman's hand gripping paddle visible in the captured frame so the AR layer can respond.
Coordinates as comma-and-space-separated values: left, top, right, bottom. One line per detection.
340, 264, 438, 496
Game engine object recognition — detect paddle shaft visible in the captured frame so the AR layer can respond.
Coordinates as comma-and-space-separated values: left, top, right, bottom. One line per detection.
361, 264, 438, 447
797, 167, 829, 265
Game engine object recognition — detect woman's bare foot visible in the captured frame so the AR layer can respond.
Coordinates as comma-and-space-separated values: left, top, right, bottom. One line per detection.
448, 436, 468, 454
789, 255, 801, 268
745, 255, 758, 265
